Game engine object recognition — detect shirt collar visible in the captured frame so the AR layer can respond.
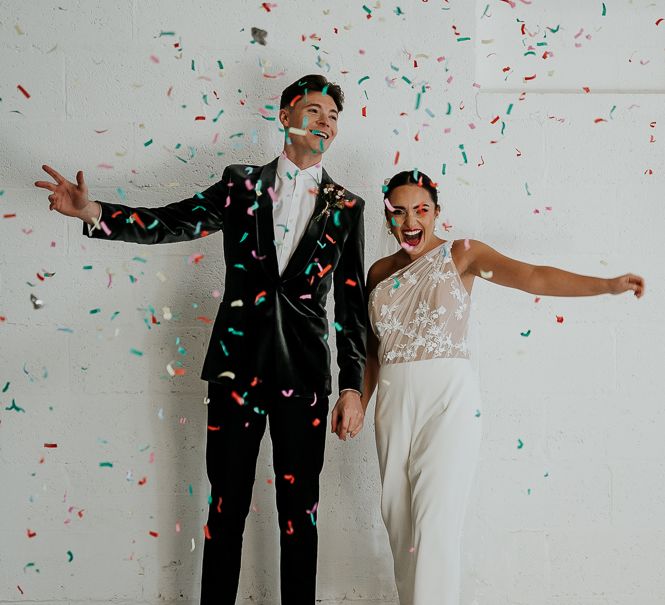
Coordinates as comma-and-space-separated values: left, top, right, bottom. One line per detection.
276, 153, 322, 184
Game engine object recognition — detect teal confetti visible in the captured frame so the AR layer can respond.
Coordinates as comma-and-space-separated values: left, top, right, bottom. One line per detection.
459, 144, 467, 164
362, 4, 371, 14
609, 105, 616, 119
130, 348, 143, 357
333, 322, 343, 332
132, 256, 147, 263
228, 327, 244, 336
357, 75, 370, 85
506, 103, 514, 115
116, 188, 127, 202
188, 484, 193, 496
110, 311, 120, 320
392, 277, 400, 289
441, 163, 447, 175
601, 2, 606, 16
82, 265, 93, 270
517, 438, 524, 449
239, 232, 249, 243
66, 550, 74, 562
217, 60, 224, 69
525, 182, 531, 196
5, 399, 25, 413
212, 109, 224, 123
2, 382, 9, 393
475, 409, 481, 418
457, 37, 471, 42
520, 329, 531, 337
99, 461, 113, 468
89, 308, 101, 315
147, 219, 159, 230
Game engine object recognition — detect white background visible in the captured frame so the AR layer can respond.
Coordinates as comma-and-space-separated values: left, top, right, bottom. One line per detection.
1, 1, 664, 603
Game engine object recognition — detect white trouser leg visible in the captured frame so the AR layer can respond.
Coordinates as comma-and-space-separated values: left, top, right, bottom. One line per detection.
376, 359, 482, 605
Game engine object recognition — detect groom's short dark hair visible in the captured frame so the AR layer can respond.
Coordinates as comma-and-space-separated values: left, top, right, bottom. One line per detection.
280, 74, 344, 112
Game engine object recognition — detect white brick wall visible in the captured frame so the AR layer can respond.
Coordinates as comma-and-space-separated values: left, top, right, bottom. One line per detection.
1, 1, 664, 603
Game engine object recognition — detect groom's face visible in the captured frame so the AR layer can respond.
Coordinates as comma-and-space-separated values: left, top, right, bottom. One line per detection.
279, 91, 339, 156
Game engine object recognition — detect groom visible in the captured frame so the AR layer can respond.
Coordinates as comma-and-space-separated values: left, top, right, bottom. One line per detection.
35, 74, 367, 604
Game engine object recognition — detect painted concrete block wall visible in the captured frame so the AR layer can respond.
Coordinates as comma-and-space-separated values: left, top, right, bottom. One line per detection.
1, 1, 664, 604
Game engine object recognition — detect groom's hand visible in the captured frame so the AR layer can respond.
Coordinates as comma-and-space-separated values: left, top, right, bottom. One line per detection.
331, 390, 364, 441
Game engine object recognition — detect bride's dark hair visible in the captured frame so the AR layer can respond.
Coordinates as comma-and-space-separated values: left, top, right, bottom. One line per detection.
383, 170, 439, 208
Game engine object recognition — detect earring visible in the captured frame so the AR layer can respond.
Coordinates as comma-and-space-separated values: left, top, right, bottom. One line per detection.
386, 225, 393, 235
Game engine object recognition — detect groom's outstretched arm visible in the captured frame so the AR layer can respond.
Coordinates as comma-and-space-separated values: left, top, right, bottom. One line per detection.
35, 163, 228, 245
84, 169, 231, 245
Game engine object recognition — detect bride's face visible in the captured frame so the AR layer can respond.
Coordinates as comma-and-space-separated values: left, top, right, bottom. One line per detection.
386, 184, 440, 256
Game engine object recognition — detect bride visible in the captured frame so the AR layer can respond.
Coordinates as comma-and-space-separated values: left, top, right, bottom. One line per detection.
335, 169, 644, 604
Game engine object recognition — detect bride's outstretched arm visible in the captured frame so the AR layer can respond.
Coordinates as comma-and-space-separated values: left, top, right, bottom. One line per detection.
465, 240, 645, 298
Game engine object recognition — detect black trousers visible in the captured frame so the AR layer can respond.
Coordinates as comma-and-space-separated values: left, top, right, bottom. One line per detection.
200, 380, 330, 605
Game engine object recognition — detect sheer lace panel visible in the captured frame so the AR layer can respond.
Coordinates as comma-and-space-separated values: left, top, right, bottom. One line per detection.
369, 241, 470, 365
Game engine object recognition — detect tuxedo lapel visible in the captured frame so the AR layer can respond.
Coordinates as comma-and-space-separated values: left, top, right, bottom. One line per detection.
254, 158, 280, 278
281, 168, 333, 282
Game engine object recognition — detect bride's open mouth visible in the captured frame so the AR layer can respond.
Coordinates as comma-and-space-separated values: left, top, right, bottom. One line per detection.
402, 228, 423, 247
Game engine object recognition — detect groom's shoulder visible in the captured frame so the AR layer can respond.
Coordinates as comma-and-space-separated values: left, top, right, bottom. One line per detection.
223, 163, 262, 181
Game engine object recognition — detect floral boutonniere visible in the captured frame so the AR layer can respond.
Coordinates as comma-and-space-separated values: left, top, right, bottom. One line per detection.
313, 183, 348, 222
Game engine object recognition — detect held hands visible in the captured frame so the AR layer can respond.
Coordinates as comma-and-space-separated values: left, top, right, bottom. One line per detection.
330, 390, 364, 441
34, 164, 97, 222
608, 273, 645, 298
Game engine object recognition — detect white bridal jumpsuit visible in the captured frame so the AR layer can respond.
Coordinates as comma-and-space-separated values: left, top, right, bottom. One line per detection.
369, 240, 482, 605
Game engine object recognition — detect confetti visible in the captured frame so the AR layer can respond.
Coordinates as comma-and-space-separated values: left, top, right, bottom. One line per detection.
251, 27, 268, 45
517, 438, 524, 449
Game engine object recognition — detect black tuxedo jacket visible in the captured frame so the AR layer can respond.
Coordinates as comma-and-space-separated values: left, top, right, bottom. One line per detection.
84, 157, 367, 397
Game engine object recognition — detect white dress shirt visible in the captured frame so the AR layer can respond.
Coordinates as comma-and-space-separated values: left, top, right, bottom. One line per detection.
272, 153, 322, 275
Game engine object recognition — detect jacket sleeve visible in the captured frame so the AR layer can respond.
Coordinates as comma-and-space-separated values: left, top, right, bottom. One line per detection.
333, 200, 368, 394
83, 168, 230, 244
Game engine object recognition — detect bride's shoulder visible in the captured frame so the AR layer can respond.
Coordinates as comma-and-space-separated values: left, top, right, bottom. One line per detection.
367, 253, 401, 293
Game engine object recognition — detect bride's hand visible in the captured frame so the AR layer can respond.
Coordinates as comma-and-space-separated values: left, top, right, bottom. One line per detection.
330, 391, 364, 441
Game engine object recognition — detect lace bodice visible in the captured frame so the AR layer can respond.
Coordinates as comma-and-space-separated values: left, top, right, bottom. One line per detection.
369, 241, 470, 365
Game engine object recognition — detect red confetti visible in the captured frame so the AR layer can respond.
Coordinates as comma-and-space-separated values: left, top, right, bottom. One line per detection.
17, 84, 30, 98
129, 212, 146, 229
27, 529, 37, 538
317, 264, 332, 278
194, 115, 206, 121
286, 520, 294, 535
196, 316, 213, 324
523, 74, 537, 81
344, 279, 357, 286
312, 418, 321, 427
203, 524, 212, 539
149, 531, 159, 538
394, 151, 400, 165
324, 234, 336, 244
283, 474, 295, 484
43, 443, 58, 448
138, 477, 147, 486
361, 106, 367, 117
656, 18, 664, 26
555, 315, 564, 324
